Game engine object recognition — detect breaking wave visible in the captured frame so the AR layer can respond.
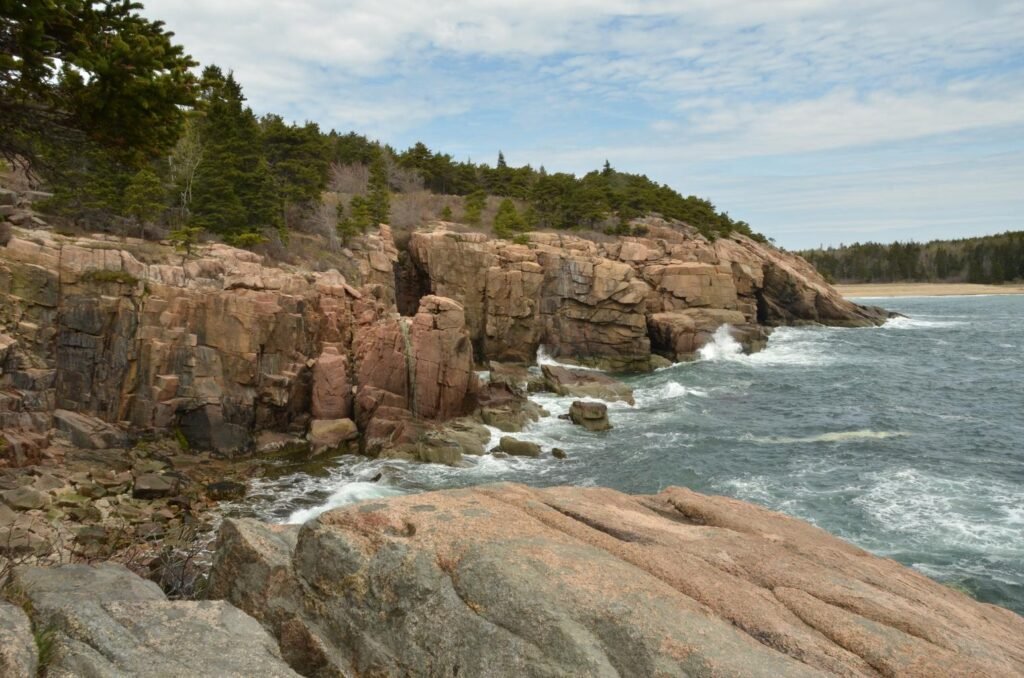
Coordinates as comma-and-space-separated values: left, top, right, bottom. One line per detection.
536, 345, 602, 371
742, 430, 908, 444
286, 482, 405, 524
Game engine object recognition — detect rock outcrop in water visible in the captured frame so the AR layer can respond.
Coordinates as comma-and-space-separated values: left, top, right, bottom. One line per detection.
406, 218, 888, 369
0, 217, 886, 461
208, 483, 1024, 677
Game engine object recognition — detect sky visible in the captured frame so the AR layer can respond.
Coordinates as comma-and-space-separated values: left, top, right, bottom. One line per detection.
143, 0, 1024, 249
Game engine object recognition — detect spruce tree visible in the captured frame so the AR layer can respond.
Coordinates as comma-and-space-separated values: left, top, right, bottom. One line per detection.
367, 154, 390, 225
493, 198, 528, 238
464, 190, 487, 226
123, 168, 166, 237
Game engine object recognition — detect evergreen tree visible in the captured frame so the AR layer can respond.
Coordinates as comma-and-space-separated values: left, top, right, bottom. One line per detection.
348, 195, 374, 233
1, 1, 197, 169
169, 224, 203, 259
463, 190, 487, 226
367, 154, 390, 225
123, 167, 166, 237
260, 115, 330, 208
493, 198, 529, 238
440, 205, 453, 221
189, 67, 276, 236
336, 201, 359, 244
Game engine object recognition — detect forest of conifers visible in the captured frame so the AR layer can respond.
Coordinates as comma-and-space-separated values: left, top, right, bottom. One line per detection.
1, 3, 756, 248
799, 232, 1024, 284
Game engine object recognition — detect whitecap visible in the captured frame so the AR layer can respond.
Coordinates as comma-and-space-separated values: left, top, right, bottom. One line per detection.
697, 326, 833, 367
536, 345, 602, 371
634, 381, 707, 407
853, 468, 1024, 552
285, 481, 405, 524
744, 430, 908, 444
883, 316, 965, 330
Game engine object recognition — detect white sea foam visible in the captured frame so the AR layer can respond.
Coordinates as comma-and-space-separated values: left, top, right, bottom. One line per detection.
634, 381, 707, 407
743, 430, 908, 444
697, 326, 833, 367
285, 482, 405, 524
536, 345, 602, 371
697, 326, 745, 361
883, 316, 965, 330
853, 468, 1024, 552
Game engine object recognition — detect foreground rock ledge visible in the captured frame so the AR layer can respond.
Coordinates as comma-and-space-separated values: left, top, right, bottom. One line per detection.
208, 483, 1024, 677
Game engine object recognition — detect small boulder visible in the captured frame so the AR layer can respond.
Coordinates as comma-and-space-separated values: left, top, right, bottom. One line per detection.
132, 474, 177, 500
1, 486, 50, 511
568, 401, 612, 432
308, 418, 358, 455
551, 448, 567, 459
498, 436, 541, 457
207, 481, 247, 502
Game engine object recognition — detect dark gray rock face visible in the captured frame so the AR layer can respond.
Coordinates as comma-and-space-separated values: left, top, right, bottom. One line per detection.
207, 484, 1024, 678
11, 563, 299, 677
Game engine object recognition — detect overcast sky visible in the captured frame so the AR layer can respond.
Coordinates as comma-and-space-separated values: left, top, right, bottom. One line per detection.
143, 0, 1024, 249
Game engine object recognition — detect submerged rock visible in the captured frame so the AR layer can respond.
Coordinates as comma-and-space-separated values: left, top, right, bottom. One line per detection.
209, 483, 1024, 678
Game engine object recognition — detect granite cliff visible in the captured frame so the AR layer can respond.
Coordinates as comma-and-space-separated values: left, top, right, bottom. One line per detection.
206, 483, 1024, 677
0, 216, 887, 464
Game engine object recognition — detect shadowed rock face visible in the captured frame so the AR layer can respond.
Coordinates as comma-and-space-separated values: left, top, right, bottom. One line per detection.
208, 484, 1024, 678
0, 227, 480, 458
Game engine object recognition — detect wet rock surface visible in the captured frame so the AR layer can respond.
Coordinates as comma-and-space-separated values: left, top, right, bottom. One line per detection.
567, 400, 611, 431
209, 483, 1024, 678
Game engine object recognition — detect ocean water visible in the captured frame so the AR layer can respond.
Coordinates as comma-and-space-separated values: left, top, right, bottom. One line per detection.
233, 295, 1024, 615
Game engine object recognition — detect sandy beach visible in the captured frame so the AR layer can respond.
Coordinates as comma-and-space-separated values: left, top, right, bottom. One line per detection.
836, 283, 1024, 298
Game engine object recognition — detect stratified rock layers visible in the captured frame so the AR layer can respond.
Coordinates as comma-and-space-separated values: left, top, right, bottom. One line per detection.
0, 219, 886, 457
208, 483, 1024, 678
407, 220, 887, 368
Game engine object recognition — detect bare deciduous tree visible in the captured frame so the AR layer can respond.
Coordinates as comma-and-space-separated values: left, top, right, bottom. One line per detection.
167, 118, 203, 224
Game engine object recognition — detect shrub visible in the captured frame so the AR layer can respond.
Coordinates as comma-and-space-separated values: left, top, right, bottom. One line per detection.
0, 220, 10, 246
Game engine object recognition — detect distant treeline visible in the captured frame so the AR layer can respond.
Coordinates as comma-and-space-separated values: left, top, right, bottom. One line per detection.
799, 231, 1024, 284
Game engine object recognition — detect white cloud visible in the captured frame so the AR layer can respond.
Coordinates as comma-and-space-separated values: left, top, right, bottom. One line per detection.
141, 0, 1024, 244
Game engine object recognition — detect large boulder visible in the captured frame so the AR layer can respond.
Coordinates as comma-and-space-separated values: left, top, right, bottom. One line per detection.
477, 380, 545, 432
648, 308, 770, 361
307, 417, 358, 455
12, 563, 298, 677
498, 436, 541, 457
209, 483, 1024, 678
311, 346, 352, 420
541, 364, 635, 404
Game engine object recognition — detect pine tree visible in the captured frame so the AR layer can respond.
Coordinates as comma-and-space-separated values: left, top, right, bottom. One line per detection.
348, 195, 374, 233
440, 205, 453, 221
123, 168, 166, 237
367, 154, 390, 225
493, 198, 528, 238
464, 190, 487, 226
336, 201, 360, 244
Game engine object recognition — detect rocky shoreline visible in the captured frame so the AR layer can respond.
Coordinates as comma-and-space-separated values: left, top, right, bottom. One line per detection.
12, 205, 989, 676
